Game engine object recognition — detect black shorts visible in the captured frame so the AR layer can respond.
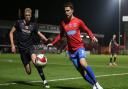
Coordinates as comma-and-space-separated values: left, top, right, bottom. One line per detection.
111, 48, 118, 55
19, 48, 35, 66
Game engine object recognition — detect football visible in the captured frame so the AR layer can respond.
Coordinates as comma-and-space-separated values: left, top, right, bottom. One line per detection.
35, 54, 47, 66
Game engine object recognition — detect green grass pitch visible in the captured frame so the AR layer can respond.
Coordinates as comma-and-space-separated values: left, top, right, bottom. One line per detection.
0, 53, 128, 89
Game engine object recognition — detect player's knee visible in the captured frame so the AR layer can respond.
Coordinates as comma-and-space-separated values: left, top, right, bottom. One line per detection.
110, 55, 112, 58
80, 58, 88, 67
31, 54, 36, 64
114, 54, 117, 57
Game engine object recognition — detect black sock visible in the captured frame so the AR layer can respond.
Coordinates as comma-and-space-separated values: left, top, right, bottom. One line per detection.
35, 66, 46, 81
110, 57, 112, 63
114, 57, 116, 62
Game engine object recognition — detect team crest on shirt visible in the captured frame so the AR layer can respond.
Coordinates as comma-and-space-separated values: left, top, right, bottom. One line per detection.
21, 26, 31, 34
73, 23, 77, 28
68, 23, 77, 28
68, 24, 72, 28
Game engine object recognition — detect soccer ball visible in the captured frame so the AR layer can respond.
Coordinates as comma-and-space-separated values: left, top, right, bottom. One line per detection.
35, 54, 47, 66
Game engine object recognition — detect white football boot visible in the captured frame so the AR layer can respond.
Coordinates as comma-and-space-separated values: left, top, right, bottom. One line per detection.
43, 80, 50, 88
93, 82, 103, 89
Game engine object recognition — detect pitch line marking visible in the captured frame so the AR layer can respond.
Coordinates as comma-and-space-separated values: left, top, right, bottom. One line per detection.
0, 72, 128, 86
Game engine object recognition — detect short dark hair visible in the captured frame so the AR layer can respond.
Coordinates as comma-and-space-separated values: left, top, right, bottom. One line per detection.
64, 2, 74, 10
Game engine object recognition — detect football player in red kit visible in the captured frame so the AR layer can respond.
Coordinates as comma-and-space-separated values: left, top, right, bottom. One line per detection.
48, 2, 103, 89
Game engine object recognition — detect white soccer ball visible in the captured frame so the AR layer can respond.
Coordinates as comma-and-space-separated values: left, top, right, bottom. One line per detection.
35, 54, 47, 66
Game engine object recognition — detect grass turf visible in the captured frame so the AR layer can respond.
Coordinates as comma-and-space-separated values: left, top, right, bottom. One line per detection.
0, 53, 128, 89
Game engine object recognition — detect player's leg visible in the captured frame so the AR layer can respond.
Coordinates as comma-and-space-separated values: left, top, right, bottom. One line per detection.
79, 58, 103, 89
31, 54, 45, 80
78, 48, 103, 89
109, 54, 113, 67
109, 48, 114, 66
77, 65, 95, 85
31, 53, 50, 88
24, 64, 31, 75
113, 53, 117, 66
70, 55, 94, 85
69, 50, 99, 88
19, 50, 31, 75
35, 65, 50, 88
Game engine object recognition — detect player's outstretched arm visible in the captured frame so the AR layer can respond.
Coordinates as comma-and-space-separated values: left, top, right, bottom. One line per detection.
114, 41, 119, 47
9, 26, 16, 53
47, 34, 61, 47
37, 31, 48, 42
47, 43, 53, 47
92, 36, 98, 43
108, 42, 111, 53
80, 20, 98, 44
80, 19, 94, 40
47, 24, 64, 47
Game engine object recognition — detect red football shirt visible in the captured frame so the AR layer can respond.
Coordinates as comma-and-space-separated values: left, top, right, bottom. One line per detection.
52, 17, 94, 52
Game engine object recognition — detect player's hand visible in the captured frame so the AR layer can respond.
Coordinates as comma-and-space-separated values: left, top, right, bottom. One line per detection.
11, 45, 16, 53
92, 37, 98, 43
47, 43, 53, 47
47, 38, 52, 43
116, 44, 119, 47
44, 38, 53, 45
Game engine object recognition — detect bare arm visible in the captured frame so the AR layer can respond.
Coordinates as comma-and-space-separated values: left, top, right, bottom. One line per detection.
37, 31, 48, 42
109, 42, 111, 53
114, 41, 119, 46
9, 26, 16, 53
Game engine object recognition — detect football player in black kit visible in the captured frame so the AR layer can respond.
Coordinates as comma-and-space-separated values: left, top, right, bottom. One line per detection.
108, 34, 119, 67
9, 8, 50, 88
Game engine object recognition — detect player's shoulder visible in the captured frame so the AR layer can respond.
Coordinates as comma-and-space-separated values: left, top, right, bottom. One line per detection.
30, 22, 37, 26
13, 19, 23, 27
60, 18, 66, 26
16, 19, 23, 23
74, 17, 82, 21
74, 17, 81, 20
61, 18, 66, 23
73, 17, 84, 25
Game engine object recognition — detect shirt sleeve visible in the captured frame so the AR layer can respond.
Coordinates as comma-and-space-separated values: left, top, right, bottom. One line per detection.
51, 34, 60, 45
79, 19, 94, 40
13, 20, 19, 29
51, 22, 64, 45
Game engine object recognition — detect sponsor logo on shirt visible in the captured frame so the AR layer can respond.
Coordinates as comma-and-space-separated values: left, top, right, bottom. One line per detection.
22, 29, 31, 33
67, 30, 76, 35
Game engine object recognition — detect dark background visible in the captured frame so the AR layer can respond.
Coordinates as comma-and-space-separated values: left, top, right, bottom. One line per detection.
0, 0, 128, 46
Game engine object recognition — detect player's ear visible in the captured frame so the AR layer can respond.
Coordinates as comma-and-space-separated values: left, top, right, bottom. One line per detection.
72, 9, 74, 13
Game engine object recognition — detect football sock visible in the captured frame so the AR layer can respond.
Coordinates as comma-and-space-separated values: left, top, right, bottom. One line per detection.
114, 57, 116, 62
84, 74, 95, 85
35, 66, 46, 81
84, 66, 97, 84
110, 57, 112, 63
